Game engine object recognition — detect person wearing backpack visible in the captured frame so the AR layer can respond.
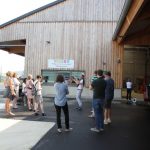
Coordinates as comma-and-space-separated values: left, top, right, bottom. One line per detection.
34, 75, 46, 116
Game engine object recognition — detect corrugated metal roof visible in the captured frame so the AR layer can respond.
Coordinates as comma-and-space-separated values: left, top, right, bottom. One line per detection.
0, 0, 66, 29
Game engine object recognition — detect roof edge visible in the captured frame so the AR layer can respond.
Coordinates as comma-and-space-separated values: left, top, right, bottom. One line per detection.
112, 0, 132, 41
0, 0, 66, 29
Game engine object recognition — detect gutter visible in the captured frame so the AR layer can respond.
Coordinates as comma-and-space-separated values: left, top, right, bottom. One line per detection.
112, 0, 132, 40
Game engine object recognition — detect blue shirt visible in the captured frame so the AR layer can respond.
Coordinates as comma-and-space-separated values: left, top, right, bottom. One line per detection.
54, 82, 69, 106
105, 77, 114, 100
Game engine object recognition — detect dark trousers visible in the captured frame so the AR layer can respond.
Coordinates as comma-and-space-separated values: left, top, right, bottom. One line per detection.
55, 103, 69, 129
127, 88, 132, 100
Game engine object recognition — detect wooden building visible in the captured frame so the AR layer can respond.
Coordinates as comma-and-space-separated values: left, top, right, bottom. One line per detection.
113, 0, 150, 95
1, 0, 142, 96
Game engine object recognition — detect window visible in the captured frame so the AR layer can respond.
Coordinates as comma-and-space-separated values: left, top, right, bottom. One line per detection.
41, 70, 85, 85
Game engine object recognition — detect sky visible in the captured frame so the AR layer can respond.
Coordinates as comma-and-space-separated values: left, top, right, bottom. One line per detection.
0, 0, 54, 74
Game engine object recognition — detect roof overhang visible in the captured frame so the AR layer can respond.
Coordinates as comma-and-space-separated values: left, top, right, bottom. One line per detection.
113, 0, 150, 46
0, 39, 26, 56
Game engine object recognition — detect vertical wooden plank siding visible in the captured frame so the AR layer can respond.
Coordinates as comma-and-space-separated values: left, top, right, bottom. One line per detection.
0, 0, 125, 88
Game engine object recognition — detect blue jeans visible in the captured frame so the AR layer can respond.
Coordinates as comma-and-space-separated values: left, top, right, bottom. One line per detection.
93, 99, 104, 129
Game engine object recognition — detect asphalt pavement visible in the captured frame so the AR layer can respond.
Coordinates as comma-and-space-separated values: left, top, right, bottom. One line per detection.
0, 97, 150, 150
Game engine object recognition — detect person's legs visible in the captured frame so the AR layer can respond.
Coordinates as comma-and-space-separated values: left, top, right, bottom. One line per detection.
128, 89, 132, 100
23, 95, 27, 106
99, 100, 104, 129
34, 97, 38, 113
76, 89, 83, 108
104, 108, 108, 124
126, 89, 129, 100
104, 99, 108, 123
39, 101, 44, 114
13, 90, 19, 108
5, 98, 10, 114
93, 99, 101, 130
107, 108, 111, 122
27, 98, 32, 110
105, 99, 112, 123
12, 96, 18, 108
5, 98, 15, 116
55, 105, 62, 129
88, 99, 95, 118
62, 103, 69, 129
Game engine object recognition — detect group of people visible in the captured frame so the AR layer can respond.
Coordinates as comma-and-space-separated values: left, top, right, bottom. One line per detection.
54, 69, 114, 133
3, 69, 115, 133
3, 72, 46, 116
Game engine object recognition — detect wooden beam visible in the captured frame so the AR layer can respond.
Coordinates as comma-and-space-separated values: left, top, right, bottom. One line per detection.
0, 47, 25, 54
8, 47, 25, 53
117, 0, 145, 43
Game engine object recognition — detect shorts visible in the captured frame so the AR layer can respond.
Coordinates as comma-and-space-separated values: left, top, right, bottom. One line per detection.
34, 95, 43, 103
3, 87, 15, 101
104, 99, 113, 109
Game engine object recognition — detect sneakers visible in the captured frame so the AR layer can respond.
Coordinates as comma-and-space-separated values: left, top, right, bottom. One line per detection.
88, 114, 95, 118
104, 119, 111, 125
75, 107, 82, 110
34, 113, 39, 116
100, 128, 104, 132
13, 107, 18, 109
90, 127, 100, 133
107, 118, 111, 123
8, 112, 15, 116
57, 128, 73, 133
57, 128, 62, 133
35, 113, 46, 116
90, 127, 104, 132
64, 128, 73, 132
104, 120, 108, 125
42, 113, 46, 116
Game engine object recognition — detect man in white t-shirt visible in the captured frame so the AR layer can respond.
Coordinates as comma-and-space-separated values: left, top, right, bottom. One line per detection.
126, 79, 132, 100
74, 74, 85, 110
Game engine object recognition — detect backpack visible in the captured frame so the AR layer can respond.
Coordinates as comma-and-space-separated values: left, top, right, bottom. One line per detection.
32, 81, 38, 96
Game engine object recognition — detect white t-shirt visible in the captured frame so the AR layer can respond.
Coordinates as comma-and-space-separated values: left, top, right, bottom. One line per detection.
13, 78, 20, 91
126, 81, 132, 89
34, 80, 42, 95
77, 79, 84, 90
22, 83, 26, 93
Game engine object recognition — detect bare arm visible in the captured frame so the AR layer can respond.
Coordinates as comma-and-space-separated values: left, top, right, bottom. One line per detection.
89, 84, 93, 90
9, 79, 16, 95
73, 79, 80, 85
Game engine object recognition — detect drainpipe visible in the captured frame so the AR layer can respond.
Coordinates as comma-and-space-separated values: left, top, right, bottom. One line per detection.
112, 0, 132, 40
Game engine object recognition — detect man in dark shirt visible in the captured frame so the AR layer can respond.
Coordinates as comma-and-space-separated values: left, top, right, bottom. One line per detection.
103, 71, 114, 125
90, 69, 106, 132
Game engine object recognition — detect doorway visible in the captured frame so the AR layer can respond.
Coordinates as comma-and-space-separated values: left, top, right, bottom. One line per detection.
122, 46, 150, 99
